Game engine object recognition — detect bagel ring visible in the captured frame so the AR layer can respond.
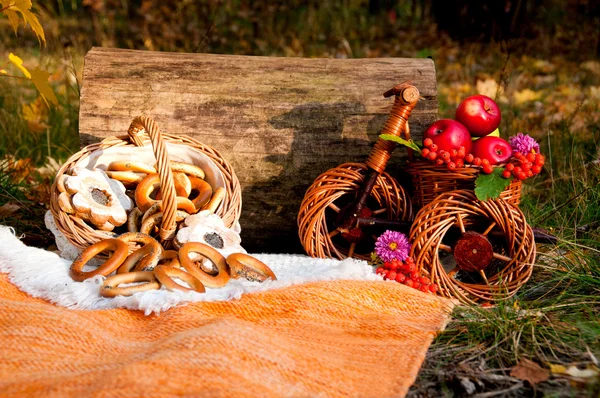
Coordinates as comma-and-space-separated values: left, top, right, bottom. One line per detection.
127, 207, 143, 233
117, 231, 159, 248
141, 198, 196, 226
117, 240, 163, 273
173, 172, 192, 198
156, 172, 194, 199
140, 211, 190, 236
100, 271, 160, 297
70, 238, 129, 282
105, 170, 147, 185
170, 161, 205, 179
135, 173, 160, 213
201, 186, 226, 213
178, 242, 231, 288
154, 265, 206, 293
226, 253, 277, 282
188, 176, 213, 210
107, 161, 157, 174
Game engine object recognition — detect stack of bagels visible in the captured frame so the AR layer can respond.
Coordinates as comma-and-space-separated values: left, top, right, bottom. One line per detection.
59, 160, 275, 297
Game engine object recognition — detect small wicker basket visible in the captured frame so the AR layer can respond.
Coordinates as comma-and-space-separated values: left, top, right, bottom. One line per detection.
405, 161, 522, 209
49, 115, 242, 250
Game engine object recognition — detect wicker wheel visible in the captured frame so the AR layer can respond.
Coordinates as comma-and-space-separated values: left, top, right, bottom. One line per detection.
405, 160, 522, 209
409, 190, 535, 305
50, 115, 242, 250
298, 162, 412, 261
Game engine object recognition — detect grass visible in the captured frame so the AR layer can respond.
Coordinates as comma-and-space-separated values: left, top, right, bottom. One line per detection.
1, 1, 600, 395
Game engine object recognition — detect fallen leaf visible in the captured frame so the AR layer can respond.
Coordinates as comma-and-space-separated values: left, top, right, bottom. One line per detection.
8, 52, 31, 78
550, 363, 600, 379
510, 358, 550, 385
513, 89, 542, 105
30, 67, 58, 106
0, 202, 21, 218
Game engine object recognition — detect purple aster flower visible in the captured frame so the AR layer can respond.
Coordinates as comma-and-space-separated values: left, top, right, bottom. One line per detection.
509, 133, 540, 155
374, 230, 411, 262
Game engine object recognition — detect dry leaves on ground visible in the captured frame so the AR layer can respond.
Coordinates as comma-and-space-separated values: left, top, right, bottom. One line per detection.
510, 358, 550, 385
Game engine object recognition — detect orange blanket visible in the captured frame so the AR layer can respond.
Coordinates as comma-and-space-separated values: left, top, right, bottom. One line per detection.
0, 273, 452, 397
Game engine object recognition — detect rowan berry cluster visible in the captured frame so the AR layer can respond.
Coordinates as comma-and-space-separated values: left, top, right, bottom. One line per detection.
422, 138, 545, 180
375, 256, 438, 294
421, 138, 486, 172
501, 152, 545, 180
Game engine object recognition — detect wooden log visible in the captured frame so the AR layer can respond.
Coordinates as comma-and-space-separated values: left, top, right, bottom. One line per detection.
80, 47, 438, 253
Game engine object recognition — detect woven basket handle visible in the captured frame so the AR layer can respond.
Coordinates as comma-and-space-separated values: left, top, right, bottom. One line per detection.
127, 116, 177, 242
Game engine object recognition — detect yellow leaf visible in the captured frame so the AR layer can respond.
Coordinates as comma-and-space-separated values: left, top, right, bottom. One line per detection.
8, 52, 31, 78
513, 89, 542, 105
30, 67, 58, 106
0, 69, 7, 74
22, 96, 48, 133
4, 8, 21, 33
550, 363, 600, 379
2, 0, 45, 45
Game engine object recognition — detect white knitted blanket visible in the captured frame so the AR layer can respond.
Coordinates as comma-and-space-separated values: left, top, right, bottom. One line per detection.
0, 226, 380, 315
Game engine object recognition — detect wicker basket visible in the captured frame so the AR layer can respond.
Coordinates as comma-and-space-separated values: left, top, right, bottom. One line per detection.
49, 115, 242, 250
405, 160, 522, 209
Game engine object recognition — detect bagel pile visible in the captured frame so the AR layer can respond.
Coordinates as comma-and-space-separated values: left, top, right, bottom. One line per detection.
57, 160, 226, 239
57, 160, 275, 298
70, 232, 277, 297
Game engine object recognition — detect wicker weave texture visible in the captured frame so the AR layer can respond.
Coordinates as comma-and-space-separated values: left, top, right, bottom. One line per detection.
406, 161, 522, 209
298, 163, 412, 260
409, 190, 535, 305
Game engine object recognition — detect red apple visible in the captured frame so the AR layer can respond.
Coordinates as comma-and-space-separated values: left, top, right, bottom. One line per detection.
455, 95, 501, 137
471, 136, 512, 165
423, 119, 472, 154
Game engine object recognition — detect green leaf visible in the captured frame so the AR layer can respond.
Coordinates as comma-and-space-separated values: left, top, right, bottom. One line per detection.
379, 134, 421, 152
474, 168, 512, 201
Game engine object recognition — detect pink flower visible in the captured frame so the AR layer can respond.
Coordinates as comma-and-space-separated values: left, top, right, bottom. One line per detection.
374, 230, 411, 262
509, 133, 540, 154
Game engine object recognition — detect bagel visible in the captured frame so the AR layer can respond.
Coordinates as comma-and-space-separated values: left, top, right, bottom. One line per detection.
127, 207, 143, 233
178, 242, 231, 288
201, 186, 226, 213
117, 231, 159, 249
117, 240, 162, 273
154, 265, 205, 293
170, 161, 205, 179
226, 253, 277, 282
100, 271, 160, 297
107, 161, 157, 174
173, 172, 192, 198
70, 238, 129, 282
105, 171, 147, 185
141, 198, 196, 226
135, 173, 160, 213
139, 211, 190, 235
188, 176, 212, 210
